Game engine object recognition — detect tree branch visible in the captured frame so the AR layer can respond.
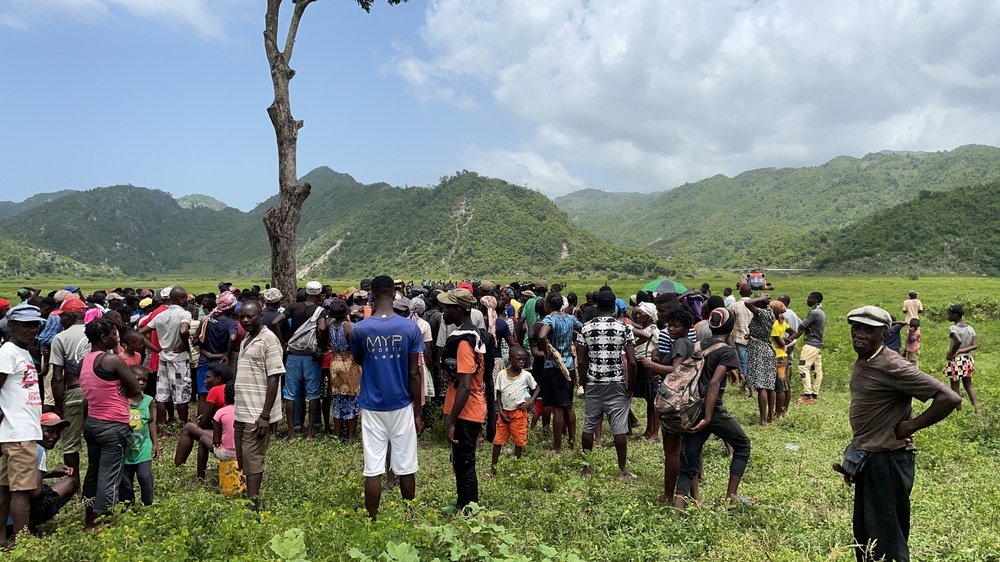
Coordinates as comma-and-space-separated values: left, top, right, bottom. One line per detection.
264, 0, 282, 61
284, 0, 316, 64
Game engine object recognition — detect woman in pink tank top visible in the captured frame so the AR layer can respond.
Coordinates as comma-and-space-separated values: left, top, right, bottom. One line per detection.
79, 318, 143, 530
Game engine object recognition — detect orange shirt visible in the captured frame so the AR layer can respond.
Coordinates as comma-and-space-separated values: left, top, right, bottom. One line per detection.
443, 340, 486, 423
119, 351, 142, 367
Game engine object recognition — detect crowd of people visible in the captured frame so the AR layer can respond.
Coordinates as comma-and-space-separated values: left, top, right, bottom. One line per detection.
0, 280, 979, 560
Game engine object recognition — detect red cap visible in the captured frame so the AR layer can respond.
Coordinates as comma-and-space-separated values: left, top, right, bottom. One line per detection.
40, 412, 70, 428
0, 299, 9, 308
457, 282, 474, 292
51, 298, 87, 315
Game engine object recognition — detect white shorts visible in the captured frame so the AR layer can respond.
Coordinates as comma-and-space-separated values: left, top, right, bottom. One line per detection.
156, 360, 192, 404
361, 406, 418, 477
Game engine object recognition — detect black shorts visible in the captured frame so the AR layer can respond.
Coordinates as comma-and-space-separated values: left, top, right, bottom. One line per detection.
30, 485, 63, 529
538, 366, 573, 408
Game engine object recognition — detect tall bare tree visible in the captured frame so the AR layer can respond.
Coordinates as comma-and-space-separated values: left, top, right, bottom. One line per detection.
262, 0, 403, 304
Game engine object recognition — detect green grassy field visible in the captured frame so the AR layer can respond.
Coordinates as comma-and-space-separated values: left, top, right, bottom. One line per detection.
4, 274, 1000, 561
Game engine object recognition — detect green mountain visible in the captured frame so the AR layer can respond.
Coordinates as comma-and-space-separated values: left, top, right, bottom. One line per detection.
0, 185, 249, 275
289, 170, 667, 278
557, 145, 1000, 267
1, 172, 669, 279
812, 181, 1000, 275
0, 235, 120, 278
176, 194, 230, 211
552, 189, 658, 239
0, 190, 77, 219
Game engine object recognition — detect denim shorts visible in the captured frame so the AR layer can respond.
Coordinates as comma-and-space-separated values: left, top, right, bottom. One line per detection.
282, 354, 322, 401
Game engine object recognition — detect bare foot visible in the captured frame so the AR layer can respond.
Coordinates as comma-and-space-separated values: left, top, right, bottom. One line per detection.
617, 470, 637, 480
645, 436, 660, 444
305, 435, 314, 443
580, 466, 593, 478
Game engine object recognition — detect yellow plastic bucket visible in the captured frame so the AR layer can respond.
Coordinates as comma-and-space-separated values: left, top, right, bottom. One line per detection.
219, 459, 245, 497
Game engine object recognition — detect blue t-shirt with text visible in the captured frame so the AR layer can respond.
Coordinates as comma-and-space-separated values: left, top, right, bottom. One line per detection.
349, 314, 425, 412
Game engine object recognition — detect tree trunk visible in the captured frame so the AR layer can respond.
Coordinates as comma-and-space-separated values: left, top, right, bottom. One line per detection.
262, 0, 314, 306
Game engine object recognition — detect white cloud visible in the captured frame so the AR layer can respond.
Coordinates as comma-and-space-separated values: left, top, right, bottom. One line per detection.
395, 0, 1000, 194
0, 13, 28, 29
465, 147, 585, 196
8, 0, 241, 40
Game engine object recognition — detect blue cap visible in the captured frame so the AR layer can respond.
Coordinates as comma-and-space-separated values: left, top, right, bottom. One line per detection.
63, 286, 78, 292
6, 305, 44, 323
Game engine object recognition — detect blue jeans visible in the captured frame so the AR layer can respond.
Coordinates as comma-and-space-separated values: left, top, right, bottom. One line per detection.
283, 354, 321, 402
735, 343, 748, 376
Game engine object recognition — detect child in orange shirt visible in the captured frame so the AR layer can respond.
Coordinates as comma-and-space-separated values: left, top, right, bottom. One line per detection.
119, 330, 145, 366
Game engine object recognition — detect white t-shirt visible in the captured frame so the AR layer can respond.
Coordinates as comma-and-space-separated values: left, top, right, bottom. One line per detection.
148, 305, 192, 362
0, 342, 43, 442
494, 368, 537, 411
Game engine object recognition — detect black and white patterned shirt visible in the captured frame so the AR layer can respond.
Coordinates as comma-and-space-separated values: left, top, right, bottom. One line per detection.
576, 317, 636, 385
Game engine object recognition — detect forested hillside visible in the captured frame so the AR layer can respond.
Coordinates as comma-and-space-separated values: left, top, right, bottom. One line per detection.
1, 172, 669, 278
6, 145, 1000, 278
0, 235, 120, 278
0, 186, 250, 275
557, 145, 1000, 267
812, 181, 1000, 275
552, 189, 657, 236
0, 190, 77, 219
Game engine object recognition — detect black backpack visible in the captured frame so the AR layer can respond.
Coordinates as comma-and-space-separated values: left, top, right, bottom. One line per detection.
440, 326, 494, 386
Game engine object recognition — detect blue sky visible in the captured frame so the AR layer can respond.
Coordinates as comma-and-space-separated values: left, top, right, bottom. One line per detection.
2, 0, 999, 209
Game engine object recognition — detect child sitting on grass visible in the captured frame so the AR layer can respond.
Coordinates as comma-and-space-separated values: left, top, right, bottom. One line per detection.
174, 362, 234, 479
119, 366, 161, 507
490, 346, 540, 476
213, 380, 237, 461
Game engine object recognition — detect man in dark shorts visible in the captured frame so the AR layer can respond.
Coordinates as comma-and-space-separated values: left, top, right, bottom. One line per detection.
6, 413, 78, 536
843, 306, 959, 562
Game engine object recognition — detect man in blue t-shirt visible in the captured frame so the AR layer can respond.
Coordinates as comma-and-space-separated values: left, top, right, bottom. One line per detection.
349, 275, 425, 521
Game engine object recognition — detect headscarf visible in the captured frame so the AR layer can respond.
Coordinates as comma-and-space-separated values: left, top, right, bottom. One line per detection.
212, 291, 237, 316
636, 302, 658, 324
480, 295, 498, 340
409, 296, 426, 318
